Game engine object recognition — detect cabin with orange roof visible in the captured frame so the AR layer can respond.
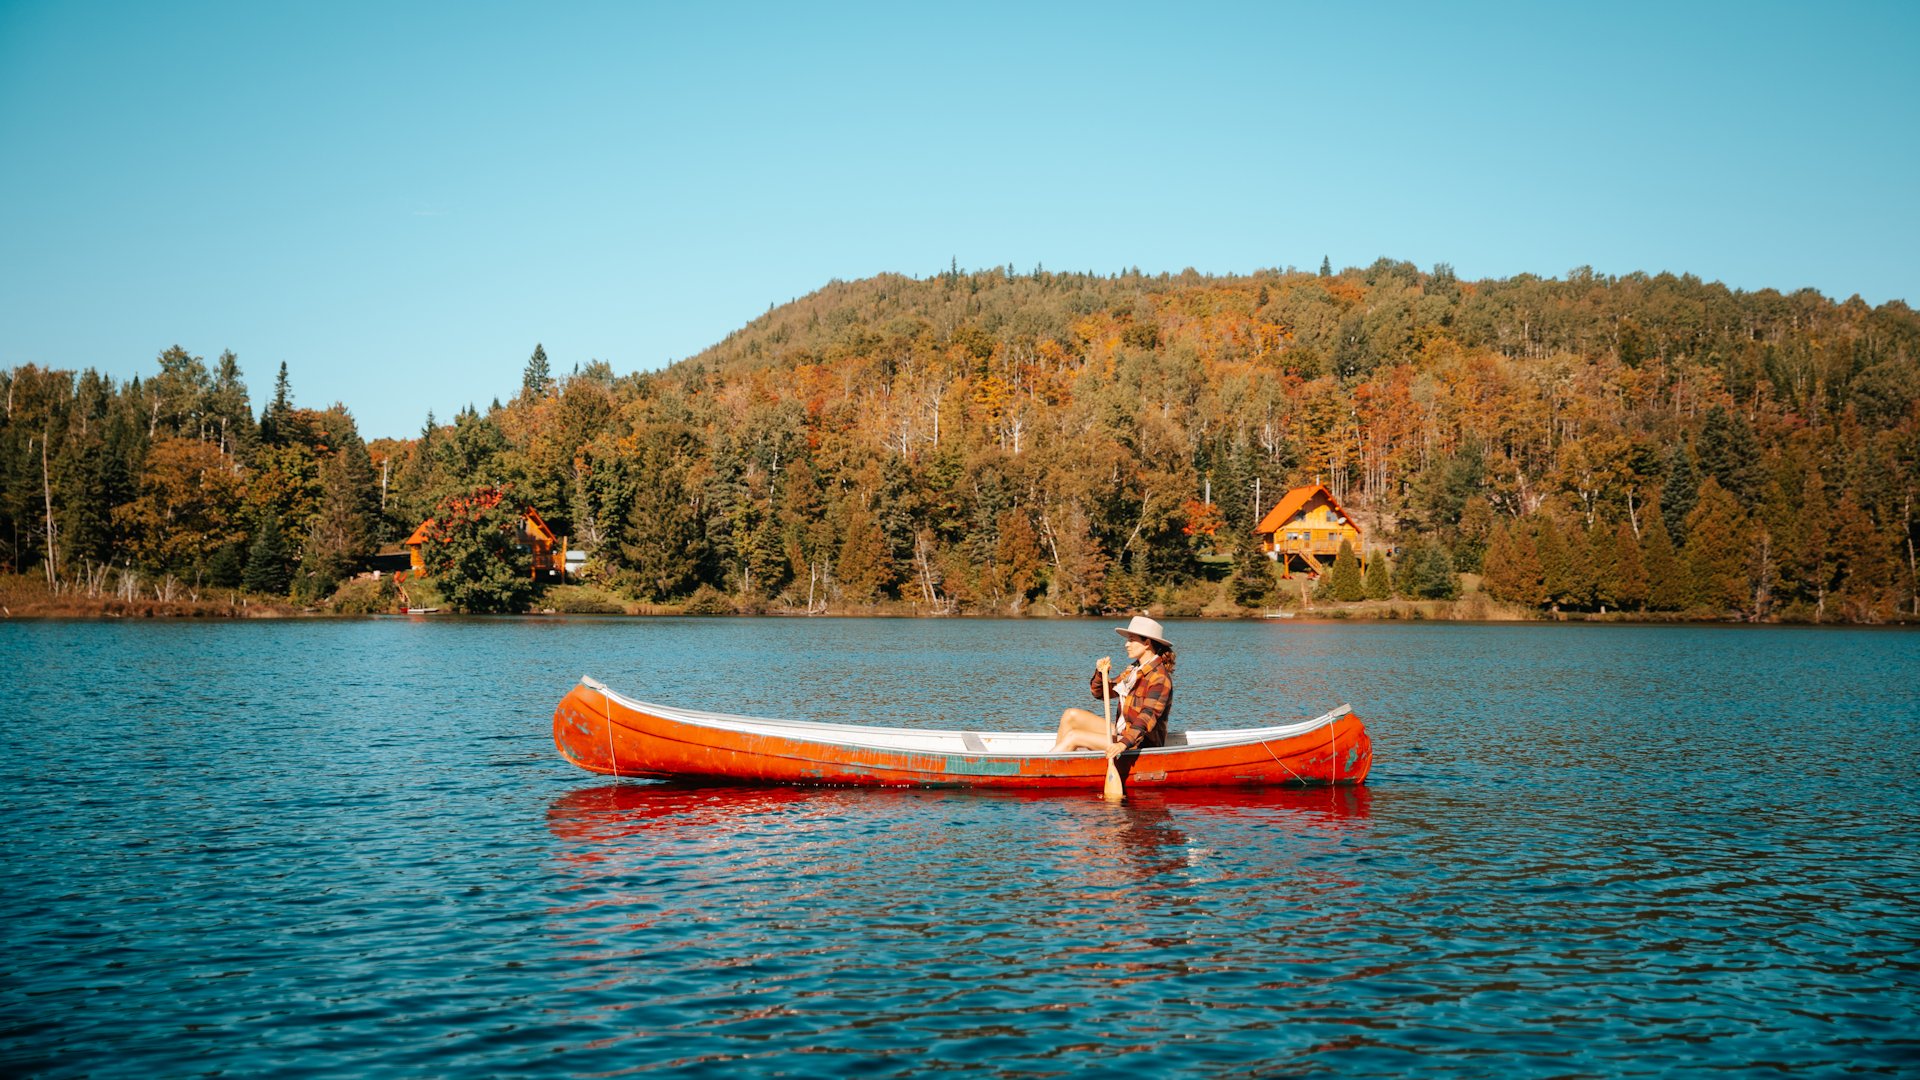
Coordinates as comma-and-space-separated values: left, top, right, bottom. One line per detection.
1254, 484, 1364, 578
404, 500, 567, 581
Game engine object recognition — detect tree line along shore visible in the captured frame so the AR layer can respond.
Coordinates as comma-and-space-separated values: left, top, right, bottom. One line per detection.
3, 259, 1916, 623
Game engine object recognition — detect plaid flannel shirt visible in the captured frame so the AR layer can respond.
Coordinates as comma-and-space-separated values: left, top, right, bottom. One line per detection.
1090, 659, 1173, 750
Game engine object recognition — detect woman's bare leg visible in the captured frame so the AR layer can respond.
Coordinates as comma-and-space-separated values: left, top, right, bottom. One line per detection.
1053, 707, 1101, 744
1051, 708, 1109, 753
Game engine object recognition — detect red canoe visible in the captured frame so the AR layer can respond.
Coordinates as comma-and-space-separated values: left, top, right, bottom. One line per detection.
553, 676, 1372, 790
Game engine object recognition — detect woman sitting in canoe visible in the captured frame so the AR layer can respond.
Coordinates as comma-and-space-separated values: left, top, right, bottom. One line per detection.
1050, 615, 1175, 757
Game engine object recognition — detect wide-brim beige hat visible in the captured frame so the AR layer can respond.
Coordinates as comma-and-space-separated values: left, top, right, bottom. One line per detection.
1114, 614, 1171, 648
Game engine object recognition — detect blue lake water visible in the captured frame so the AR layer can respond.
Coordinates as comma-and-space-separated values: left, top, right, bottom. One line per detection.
2, 617, 1917, 1076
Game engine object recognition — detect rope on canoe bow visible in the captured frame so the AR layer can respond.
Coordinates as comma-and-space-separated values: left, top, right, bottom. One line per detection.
600, 683, 619, 778
1259, 737, 1308, 785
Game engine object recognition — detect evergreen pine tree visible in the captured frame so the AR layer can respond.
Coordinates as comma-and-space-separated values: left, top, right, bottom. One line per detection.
207, 542, 245, 588
60, 406, 119, 566
340, 428, 384, 544
1831, 494, 1897, 621
1567, 520, 1599, 609
1535, 515, 1575, 608
1513, 524, 1547, 606
619, 429, 706, 601
1319, 256, 1332, 278
1421, 544, 1460, 599
1695, 406, 1763, 504
1104, 555, 1145, 613
1363, 549, 1392, 599
1783, 466, 1835, 615
1480, 522, 1517, 599
259, 362, 293, 447
1454, 496, 1495, 573
1228, 530, 1276, 607
1755, 470, 1798, 611
748, 501, 794, 597
1682, 477, 1750, 614
1586, 519, 1621, 611
1391, 539, 1422, 598
1394, 540, 1459, 599
386, 411, 442, 533
1642, 501, 1687, 611
523, 344, 553, 399
294, 450, 374, 603
243, 513, 291, 595
1661, 448, 1697, 546
207, 350, 257, 458
1484, 520, 1545, 607
1612, 519, 1648, 611
1325, 539, 1364, 601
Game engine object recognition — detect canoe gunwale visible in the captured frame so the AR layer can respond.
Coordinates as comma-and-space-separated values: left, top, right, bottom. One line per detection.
575, 674, 1355, 760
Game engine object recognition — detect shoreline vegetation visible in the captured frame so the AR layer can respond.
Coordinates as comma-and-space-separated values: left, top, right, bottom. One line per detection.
6, 572, 1910, 625
4, 261, 1916, 626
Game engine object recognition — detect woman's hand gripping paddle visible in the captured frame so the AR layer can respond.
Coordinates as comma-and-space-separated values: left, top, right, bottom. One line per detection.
1100, 659, 1125, 803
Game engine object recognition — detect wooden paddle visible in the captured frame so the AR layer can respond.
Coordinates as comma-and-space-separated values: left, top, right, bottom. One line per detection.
1101, 662, 1125, 802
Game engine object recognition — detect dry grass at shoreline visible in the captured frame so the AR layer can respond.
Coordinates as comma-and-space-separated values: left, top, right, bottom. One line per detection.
0, 574, 301, 619
8, 573, 1901, 624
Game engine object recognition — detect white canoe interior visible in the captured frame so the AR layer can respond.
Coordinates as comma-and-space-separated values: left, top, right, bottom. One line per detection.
580, 676, 1351, 758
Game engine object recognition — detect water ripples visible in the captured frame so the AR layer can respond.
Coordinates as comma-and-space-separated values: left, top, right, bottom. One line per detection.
2, 618, 1917, 1076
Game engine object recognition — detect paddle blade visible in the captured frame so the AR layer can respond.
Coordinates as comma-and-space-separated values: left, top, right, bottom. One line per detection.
1103, 757, 1125, 802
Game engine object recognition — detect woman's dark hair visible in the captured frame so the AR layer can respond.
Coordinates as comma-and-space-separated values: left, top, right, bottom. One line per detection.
1147, 639, 1175, 676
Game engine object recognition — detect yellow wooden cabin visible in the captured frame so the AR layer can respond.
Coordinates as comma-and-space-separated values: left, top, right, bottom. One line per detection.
1254, 484, 1363, 578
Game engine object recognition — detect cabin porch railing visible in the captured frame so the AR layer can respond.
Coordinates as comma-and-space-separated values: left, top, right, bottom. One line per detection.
1263, 539, 1359, 560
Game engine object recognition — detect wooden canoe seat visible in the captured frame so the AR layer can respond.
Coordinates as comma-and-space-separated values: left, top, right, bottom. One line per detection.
961, 733, 988, 753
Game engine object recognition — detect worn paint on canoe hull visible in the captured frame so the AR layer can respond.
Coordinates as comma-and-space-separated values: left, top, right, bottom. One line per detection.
552, 680, 1372, 790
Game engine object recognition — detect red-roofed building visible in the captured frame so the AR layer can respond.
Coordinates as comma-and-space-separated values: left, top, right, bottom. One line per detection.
1254, 484, 1364, 578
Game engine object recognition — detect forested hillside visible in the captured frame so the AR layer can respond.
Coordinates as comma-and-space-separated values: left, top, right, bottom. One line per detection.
5, 260, 1917, 621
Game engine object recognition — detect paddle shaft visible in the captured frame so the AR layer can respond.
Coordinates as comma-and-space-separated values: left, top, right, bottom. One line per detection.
1101, 663, 1124, 802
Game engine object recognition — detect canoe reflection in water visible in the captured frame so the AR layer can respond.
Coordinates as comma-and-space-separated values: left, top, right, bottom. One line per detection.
544, 782, 1371, 886
546, 782, 1370, 845
546, 782, 821, 849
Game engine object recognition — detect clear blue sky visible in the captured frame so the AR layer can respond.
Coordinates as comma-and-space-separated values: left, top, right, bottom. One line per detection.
3, 1, 1915, 439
